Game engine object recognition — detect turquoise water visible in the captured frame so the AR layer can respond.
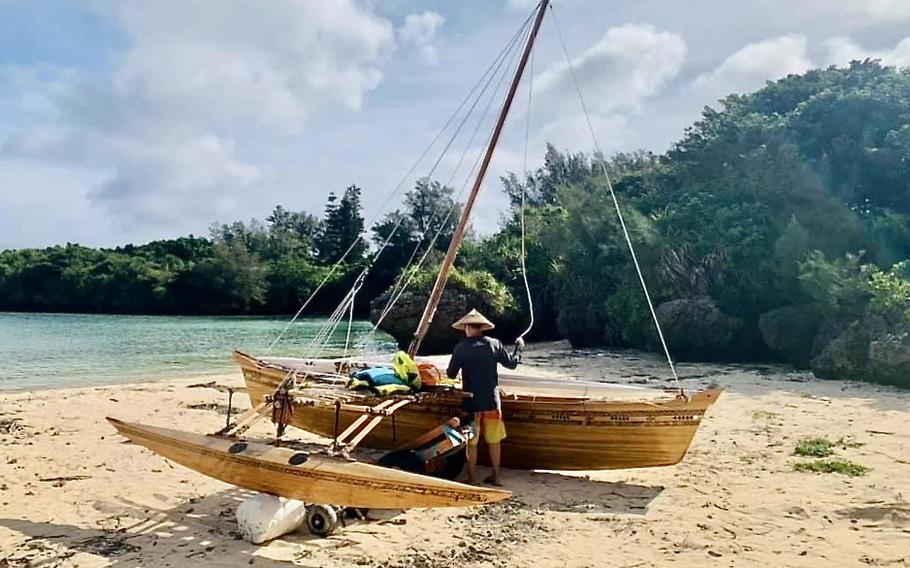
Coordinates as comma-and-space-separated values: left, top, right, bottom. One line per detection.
0, 312, 394, 391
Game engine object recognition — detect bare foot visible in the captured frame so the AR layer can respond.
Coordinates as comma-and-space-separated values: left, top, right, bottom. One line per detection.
483, 475, 503, 487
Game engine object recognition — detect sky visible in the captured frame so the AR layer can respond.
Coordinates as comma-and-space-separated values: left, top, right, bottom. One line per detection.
1, 0, 910, 249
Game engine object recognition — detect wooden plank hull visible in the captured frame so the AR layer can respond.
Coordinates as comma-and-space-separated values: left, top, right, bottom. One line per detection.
235, 353, 721, 470
107, 418, 509, 509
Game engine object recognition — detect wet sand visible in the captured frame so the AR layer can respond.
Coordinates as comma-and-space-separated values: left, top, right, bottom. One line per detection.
1, 342, 908, 567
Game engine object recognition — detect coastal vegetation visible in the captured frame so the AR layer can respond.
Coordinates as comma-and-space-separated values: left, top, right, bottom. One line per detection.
2, 61, 910, 386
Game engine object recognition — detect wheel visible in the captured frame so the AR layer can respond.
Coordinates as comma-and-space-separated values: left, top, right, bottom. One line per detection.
305, 504, 338, 537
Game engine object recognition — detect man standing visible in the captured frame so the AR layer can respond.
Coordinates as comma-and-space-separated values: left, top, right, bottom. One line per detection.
446, 309, 523, 486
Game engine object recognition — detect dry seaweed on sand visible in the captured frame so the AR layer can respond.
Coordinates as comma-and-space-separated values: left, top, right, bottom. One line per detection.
793, 459, 869, 477
369, 500, 552, 568
0, 418, 29, 441
793, 436, 864, 457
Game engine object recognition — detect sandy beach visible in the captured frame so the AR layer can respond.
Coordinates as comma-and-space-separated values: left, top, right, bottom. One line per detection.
1, 342, 908, 567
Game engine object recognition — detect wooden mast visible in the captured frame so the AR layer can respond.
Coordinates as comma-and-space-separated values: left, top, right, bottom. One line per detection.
408, 0, 549, 356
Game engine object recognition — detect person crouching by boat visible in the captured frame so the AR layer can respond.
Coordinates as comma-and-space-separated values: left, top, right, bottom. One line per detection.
446, 309, 523, 486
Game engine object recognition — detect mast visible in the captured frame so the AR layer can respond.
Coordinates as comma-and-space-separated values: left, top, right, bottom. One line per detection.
408, 0, 549, 356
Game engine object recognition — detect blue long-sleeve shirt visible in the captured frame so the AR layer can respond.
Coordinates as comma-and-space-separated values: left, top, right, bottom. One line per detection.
446, 336, 521, 412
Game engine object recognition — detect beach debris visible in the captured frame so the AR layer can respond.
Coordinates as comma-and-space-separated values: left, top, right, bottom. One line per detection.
39, 475, 92, 487
188, 381, 248, 394
77, 534, 141, 557
0, 418, 27, 437
375, 500, 551, 568
186, 402, 233, 414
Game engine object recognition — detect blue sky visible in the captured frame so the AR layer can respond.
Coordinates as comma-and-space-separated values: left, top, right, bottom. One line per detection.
2, 0, 910, 249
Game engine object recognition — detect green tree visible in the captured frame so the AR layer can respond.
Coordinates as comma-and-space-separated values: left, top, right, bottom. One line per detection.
318, 186, 367, 264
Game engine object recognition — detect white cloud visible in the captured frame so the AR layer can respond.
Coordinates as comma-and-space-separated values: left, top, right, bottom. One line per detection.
398, 11, 445, 65
691, 35, 812, 103
843, 0, 910, 23
0, 159, 110, 248
3, 0, 396, 230
822, 36, 910, 68
529, 24, 685, 149
536, 24, 686, 116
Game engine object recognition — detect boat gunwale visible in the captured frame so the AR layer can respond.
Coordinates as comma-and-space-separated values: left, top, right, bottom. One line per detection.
233, 351, 722, 411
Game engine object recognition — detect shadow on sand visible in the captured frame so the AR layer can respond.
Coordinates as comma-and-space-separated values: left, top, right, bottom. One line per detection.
0, 471, 662, 566
0, 487, 347, 566
513, 470, 663, 514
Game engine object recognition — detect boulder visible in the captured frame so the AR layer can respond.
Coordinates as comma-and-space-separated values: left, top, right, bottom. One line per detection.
371, 270, 518, 355
555, 303, 608, 348
809, 323, 870, 380
653, 297, 737, 360
810, 315, 888, 381
867, 331, 910, 388
758, 303, 825, 367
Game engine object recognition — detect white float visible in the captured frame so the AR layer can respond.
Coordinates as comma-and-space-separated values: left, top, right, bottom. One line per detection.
235, 494, 308, 544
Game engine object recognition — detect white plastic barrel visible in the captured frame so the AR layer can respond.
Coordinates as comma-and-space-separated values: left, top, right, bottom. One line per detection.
235, 494, 308, 544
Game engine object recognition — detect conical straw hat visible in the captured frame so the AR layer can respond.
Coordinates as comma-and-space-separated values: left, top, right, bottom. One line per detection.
452, 309, 495, 331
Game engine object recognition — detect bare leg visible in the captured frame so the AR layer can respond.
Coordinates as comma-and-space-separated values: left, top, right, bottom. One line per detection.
489, 443, 501, 484
466, 444, 478, 483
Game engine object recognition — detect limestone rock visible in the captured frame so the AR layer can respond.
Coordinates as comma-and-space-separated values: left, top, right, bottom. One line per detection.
809, 322, 871, 380
653, 297, 737, 360
370, 275, 518, 355
758, 303, 825, 367
867, 331, 910, 388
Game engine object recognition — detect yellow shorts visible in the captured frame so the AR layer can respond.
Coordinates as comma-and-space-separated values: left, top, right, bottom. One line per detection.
468, 410, 507, 446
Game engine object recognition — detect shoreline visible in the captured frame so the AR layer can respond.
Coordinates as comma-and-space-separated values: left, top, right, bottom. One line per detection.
2, 346, 909, 567
0, 367, 240, 394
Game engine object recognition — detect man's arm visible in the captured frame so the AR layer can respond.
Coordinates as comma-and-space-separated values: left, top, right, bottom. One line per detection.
495, 338, 522, 370
446, 346, 462, 379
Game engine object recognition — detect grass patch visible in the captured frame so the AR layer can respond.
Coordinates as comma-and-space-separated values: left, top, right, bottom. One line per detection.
795, 437, 836, 457
794, 436, 864, 457
793, 459, 869, 477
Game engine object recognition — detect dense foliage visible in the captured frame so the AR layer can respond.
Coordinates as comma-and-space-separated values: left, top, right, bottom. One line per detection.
461, 60, 910, 385
2, 61, 909, 385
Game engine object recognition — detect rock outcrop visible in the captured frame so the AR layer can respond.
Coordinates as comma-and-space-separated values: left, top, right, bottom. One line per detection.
868, 331, 910, 387
370, 271, 518, 355
653, 297, 737, 360
809, 314, 910, 387
758, 303, 825, 367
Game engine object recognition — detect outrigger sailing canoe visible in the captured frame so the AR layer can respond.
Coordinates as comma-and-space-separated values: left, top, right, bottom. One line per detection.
233, 0, 721, 471
109, 1, 720, 515
235, 352, 721, 470
107, 418, 508, 509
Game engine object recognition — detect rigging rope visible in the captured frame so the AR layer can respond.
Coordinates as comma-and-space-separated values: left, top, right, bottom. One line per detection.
265, 9, 538, 354
370, 14, 533, 334
547, 4, 683, 392
518, 43, 535, 340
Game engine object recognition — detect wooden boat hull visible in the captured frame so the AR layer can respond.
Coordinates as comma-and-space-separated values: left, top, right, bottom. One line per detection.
107, 418, 509, 509
235, 353, 721, 471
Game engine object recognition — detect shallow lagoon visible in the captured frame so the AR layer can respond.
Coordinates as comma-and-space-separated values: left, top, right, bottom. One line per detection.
0, 312, 392, 390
